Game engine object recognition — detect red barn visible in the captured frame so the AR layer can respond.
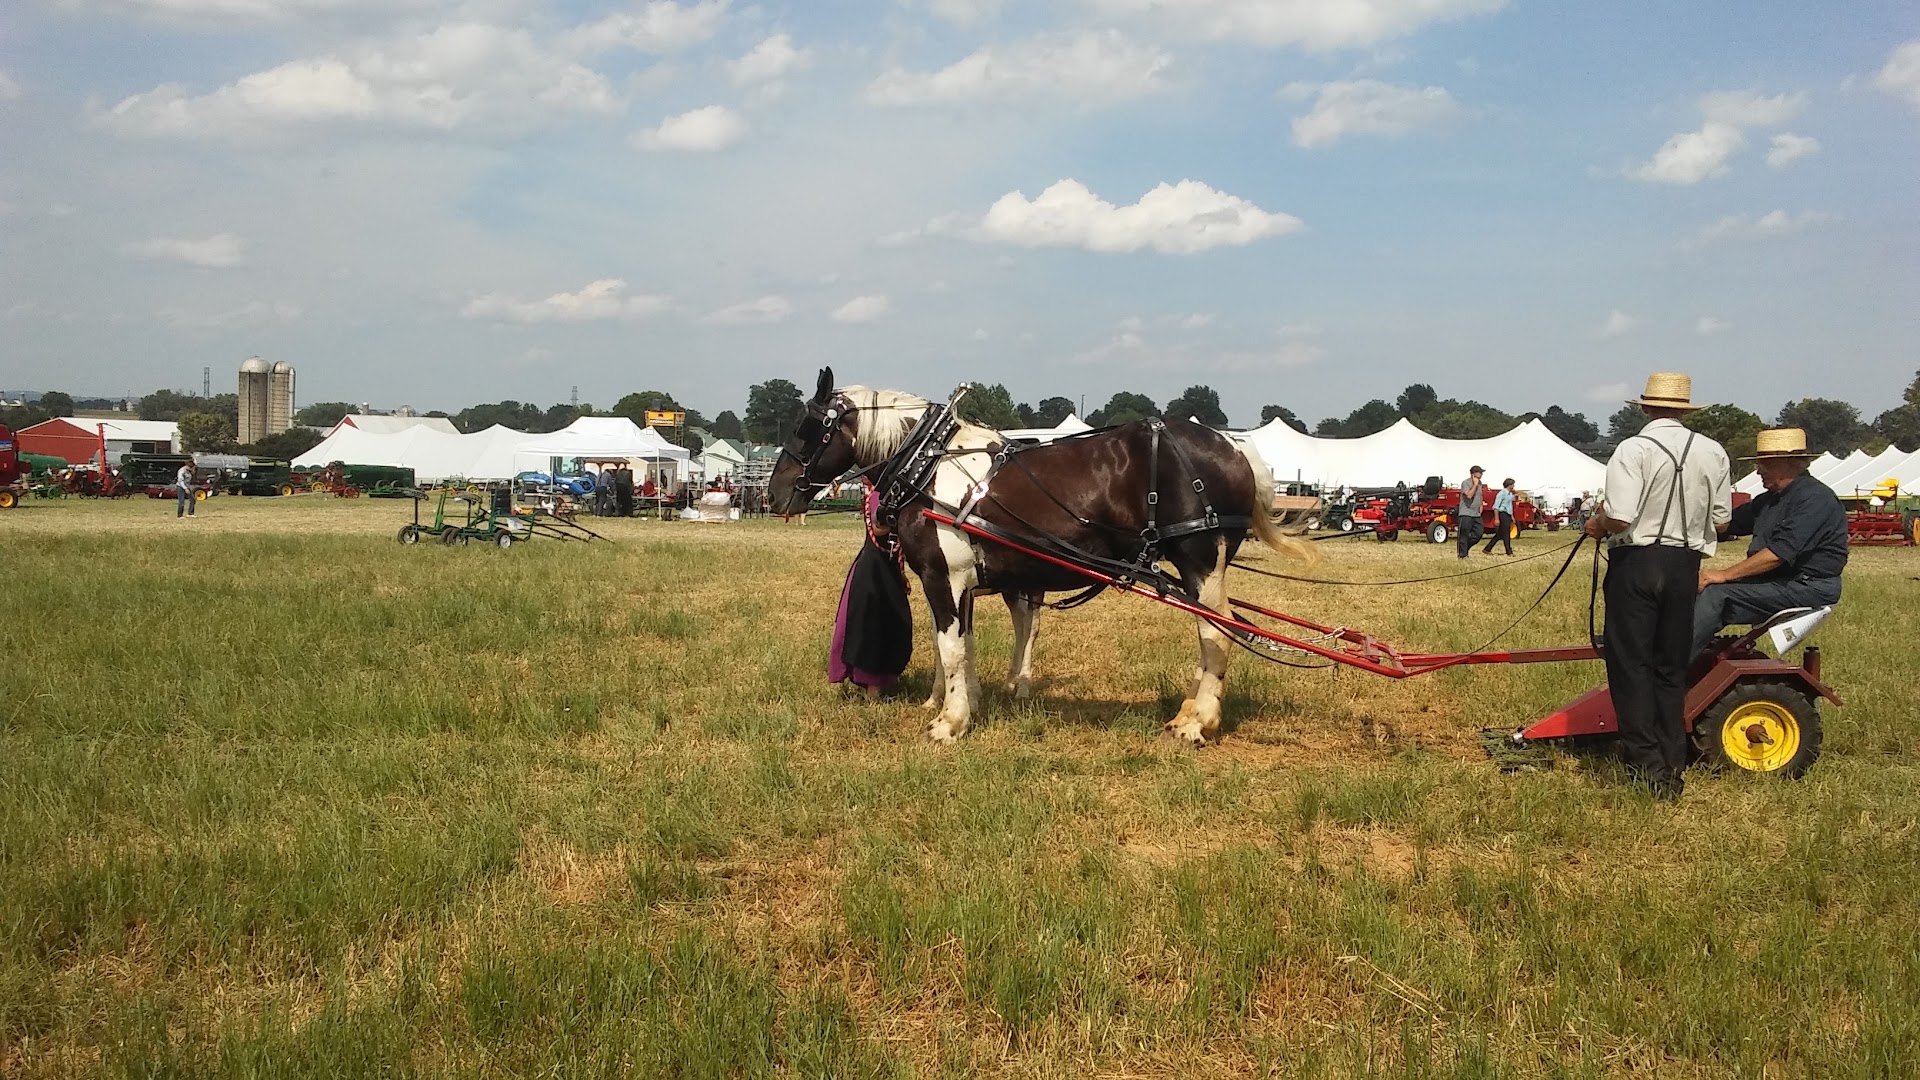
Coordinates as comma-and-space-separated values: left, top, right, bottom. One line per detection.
17, 418, 179, 464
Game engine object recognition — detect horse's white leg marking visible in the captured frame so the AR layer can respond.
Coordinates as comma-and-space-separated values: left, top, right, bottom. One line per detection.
1003, 593, 1038, 699
1166, 539, 1232, 747
921, 620, 946, 710
927, 527, 980, 744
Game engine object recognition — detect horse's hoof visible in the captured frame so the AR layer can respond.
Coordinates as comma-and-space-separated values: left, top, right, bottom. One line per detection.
1160, 725, 1209, 749
927, 721, 959, 745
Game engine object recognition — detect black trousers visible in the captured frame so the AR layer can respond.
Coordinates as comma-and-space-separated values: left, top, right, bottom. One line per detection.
1454, 515, 1484, 558
1603, 544, 1703, 783
1482, 512, 1514, 554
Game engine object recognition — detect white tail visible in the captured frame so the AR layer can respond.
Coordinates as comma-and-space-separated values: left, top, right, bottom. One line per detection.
1235, 438, 1317, 565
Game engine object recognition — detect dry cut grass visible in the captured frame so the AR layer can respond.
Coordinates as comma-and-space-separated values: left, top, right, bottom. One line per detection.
2, 495, 1917, 1078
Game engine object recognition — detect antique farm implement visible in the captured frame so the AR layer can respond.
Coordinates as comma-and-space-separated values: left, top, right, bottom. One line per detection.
925, 508, 1836, 778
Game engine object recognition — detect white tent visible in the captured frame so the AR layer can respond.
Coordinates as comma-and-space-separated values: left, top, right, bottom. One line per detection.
1001, 414, 1094, 443
1240, 416, 1606, 496
518, 417, 690, 482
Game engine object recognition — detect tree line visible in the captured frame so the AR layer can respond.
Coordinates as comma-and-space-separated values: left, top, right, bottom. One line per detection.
8, 371, 1916, 464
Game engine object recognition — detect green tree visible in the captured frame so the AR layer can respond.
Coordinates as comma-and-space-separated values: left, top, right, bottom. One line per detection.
138, 389, 202, 421
1259, 404, 1306, 432
1686, 403, 1766, 462
1164, 385, 1228, 426
177, 411, 236, 452
1395, 383, 1438, 417
296, 402, 354, 427
1088, 392, 1157, 427
711, 410, 745, 441
1871, 370, 1920, 451
1031, 396, 1077, 427
1316, 399, 1397, 437
239, 428, 325, 460
206, 393, 239, 432
1416, 400, 1514, 439
1524, 405, 1599, 446
0, 403, 51, 428
453, 400, 546, 433
38, 391, 75, 417
1776, 398, 1869, 455
744, 379, 806, 444
1605, 404, 1645, 444
957, 383, 1023, 430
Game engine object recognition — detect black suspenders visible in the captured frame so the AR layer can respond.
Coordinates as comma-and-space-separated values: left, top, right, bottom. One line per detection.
1629, 430, 1697, 549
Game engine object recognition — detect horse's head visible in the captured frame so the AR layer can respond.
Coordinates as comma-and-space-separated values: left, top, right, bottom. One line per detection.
767, 367, 859, 515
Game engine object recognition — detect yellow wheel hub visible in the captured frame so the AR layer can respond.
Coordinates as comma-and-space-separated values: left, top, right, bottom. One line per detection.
0, 491, 16, 508
1720, 700, 1801, 773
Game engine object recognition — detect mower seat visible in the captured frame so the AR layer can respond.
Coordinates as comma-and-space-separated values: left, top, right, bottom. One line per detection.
1725, 606, 1834, 657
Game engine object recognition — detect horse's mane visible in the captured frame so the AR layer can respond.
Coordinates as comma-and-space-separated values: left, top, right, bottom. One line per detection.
839, 385, 930, 467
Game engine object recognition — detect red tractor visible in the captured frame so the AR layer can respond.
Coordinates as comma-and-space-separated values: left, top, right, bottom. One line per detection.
1336, 477, 1564, 544
0, 424, 24, 509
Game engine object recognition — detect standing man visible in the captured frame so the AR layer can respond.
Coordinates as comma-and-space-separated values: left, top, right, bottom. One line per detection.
1482, 478, 1518, 555
174, 460, 198, 519
1455, 466, 1486, 559
1691, 428, 1847, 658
1584, 373, 1731, 801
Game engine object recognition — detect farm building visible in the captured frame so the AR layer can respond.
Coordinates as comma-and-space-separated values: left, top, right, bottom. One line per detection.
16, 417, 180, 465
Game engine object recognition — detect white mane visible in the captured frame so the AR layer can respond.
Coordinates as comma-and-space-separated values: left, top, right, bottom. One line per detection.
839, 385, 931, 466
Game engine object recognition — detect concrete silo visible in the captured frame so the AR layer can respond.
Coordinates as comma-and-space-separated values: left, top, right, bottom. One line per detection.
268, 361, 295, 435
237, 356, 271, 444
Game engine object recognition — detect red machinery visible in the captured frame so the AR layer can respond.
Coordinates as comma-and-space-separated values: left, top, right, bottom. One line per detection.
1839, 481, 1917, 546
0, 424, 24, 509
927, 509, 1835, 778
1340, 478, 1563, 544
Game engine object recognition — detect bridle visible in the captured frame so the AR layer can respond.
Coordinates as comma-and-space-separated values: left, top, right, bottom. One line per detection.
777, 393, 854, 499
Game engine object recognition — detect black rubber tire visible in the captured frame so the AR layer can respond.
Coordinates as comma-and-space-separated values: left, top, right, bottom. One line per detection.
1427, 522, 1448, 545
440, 527, 463, 546
1339, 517, 1355, 533
1376, 528, 1400, 542
398, 525, 419, 545
1691, 680, 1822, 779
496, 532, 514, 549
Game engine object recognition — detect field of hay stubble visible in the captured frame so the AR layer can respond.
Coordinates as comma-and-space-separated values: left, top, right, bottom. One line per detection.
2, 495, 1917, 1078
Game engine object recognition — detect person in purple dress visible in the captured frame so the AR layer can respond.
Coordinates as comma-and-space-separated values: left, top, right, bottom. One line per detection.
828, 484, 913, 699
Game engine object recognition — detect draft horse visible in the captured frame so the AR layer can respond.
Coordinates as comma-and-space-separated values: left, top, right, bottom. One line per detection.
768, 368, 1309, 745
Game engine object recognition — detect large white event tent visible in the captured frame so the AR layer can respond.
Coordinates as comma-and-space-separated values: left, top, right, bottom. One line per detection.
1752, 446, 1920, 498
294, 415, 690, 484
1238, 416, 1607, 496
1000, 414, 1094, 443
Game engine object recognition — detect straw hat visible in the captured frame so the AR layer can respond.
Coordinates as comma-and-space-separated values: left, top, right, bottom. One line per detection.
1626, 372, 1702, 411
1742, 427, 1820, 461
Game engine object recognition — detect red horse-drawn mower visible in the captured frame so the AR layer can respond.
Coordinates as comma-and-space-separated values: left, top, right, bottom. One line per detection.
0, 424, 25, 509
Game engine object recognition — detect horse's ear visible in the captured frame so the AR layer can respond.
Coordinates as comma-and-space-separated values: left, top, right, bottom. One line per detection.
814, 368, 834, 402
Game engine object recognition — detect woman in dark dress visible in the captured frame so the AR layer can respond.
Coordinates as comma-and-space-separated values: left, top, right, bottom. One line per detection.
828, 485, 912, 698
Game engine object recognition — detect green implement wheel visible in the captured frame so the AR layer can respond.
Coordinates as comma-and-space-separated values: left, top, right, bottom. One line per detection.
398, 525, 420, 545
1691, 681, 1822, 779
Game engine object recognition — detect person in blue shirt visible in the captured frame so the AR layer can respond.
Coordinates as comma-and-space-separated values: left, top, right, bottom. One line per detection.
1691, 428, 1848, 658
1481, 477, 1518, 555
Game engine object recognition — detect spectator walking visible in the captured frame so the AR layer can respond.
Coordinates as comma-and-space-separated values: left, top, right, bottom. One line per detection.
173, 461, 197, 519
1455, 466, 1486, 558
1482, 477, 1518, 555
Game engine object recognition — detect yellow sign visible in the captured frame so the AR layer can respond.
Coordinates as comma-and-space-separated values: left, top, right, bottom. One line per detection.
644, 410, 686, 427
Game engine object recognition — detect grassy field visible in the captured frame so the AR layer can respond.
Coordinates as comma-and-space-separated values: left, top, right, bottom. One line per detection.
2, 494, 1917, 1078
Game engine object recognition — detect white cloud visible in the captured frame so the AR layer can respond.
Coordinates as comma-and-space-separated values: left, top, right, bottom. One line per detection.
864, 30, 1170, 107
633, 105, 747, 151
829, 295, 891, 323
79, 0, 440, 21
1177, 312, 1216, 329
1629, 89, 1806, 185
561, 1, 731, 54
1699, 89, 1806, 128
1281, 79, 1463, 148
939, 178, 1304, 255
1765, 132, 1819, 169
1630, 121, 1744, 184
1688, 209, 1828, 248
1210, 340, 1324, 371
0, 70, 20, 101
701, 295, 793, 324
727, 33, 807, 85
461, 278, 672, 323
1585, 382, 1630, 403
927, 0, 1004, 24
99, 23, 630, 138
1598, 309, 1638, 340
1695, 315, 1732, 336
970, 327, 991, 341
1874, 41, 1920, 111
157, 300, 301, 331
1086, 0, 1508, 51
126, 232, 247, 267
1117, 315, 1145, 331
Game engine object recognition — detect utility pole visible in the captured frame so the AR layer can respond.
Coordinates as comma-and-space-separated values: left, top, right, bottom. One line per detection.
202, 367, 210, 398
571, 385, 579, 409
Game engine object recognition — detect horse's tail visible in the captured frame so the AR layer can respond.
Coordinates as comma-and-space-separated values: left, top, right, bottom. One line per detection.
1234, 437, 1318, 565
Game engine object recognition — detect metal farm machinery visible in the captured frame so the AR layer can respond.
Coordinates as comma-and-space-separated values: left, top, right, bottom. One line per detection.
396, 485, 609, 548
1327, 477, 1562, 544
1840, 480, 1918, 547
926, 509, 1836, 780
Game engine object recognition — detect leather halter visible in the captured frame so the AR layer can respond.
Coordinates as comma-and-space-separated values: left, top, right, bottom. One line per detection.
778, 393, 852, 499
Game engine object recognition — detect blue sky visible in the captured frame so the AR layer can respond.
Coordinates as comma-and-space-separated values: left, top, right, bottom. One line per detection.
2, 0, 1916, 427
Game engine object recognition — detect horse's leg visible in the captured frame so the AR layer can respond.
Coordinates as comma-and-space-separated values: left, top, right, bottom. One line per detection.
921, 632, 946, 711
925, 535, 980, 744
1166, 538, 1232, 747
1003, 592, 1040, 700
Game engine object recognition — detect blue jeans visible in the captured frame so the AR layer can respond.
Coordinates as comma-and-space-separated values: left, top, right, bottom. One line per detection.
1691, 576, 1841, 658
176, 486, 195, 516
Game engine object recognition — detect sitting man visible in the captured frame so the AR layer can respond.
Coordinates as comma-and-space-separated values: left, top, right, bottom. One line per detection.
1692, 427, 1848, 658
